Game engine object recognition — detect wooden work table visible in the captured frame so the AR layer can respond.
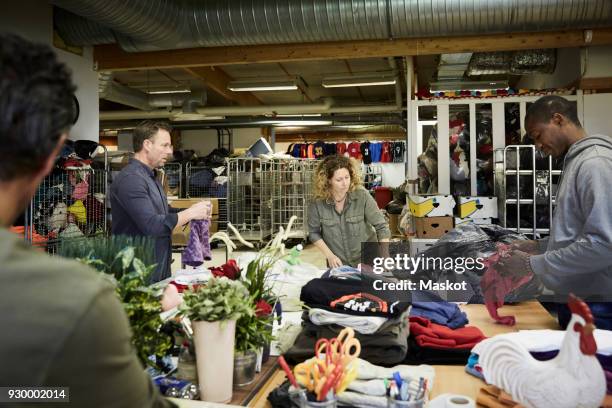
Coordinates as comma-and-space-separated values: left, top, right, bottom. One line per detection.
249, 301, 560, 407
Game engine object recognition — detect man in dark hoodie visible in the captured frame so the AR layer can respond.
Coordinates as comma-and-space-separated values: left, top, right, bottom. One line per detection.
498, 95, 612, 329
0, 34, 175, 407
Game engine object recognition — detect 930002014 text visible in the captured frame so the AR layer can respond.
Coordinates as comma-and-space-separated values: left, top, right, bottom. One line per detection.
0, 387, 69, 403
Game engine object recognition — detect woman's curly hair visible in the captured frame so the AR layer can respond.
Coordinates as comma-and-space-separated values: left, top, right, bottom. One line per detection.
312, 155, 363, 200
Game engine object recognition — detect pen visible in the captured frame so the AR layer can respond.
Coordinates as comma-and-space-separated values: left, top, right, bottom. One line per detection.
400, 382, 409, 401
393, 371, 403, 389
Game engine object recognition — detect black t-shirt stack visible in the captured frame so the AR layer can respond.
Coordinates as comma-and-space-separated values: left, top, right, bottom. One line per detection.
361, 141, 372, 164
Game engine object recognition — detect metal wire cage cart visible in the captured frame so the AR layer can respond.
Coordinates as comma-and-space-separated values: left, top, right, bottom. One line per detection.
363, 164, 383, 191
186, 162, 228, 231
494, 145, 562, 237
161, 162, 183, 198
227, 157, 273, 247
24, 147, 109, 254
270, 158, 317, 242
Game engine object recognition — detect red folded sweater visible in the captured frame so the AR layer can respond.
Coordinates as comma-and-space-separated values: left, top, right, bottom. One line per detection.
409, 316, 487, 349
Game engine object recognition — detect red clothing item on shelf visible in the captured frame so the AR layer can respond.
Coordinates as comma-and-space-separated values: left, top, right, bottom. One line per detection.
480, 243, 534, 326
347, 142, 362, 159
409, 316, 487, 349
336, 142, 347, 156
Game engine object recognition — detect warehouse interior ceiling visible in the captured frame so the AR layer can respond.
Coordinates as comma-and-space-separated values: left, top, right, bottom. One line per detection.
50, 0, 612, 129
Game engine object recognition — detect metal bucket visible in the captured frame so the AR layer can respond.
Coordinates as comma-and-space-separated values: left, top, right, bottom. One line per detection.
233, 350, 257, 386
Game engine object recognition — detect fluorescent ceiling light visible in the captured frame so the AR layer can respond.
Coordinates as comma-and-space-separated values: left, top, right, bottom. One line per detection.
261, 120, 332, 127
274, 113, 322, 117
336, 124, 371, 129
228, 79, 299, 92
322, 72, 397, 88
429, 80, 509, 92
171, 113, 225, 121
147, 88, 191, 94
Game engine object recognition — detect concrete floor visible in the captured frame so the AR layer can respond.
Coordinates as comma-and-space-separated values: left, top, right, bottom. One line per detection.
171, 242, 326, 274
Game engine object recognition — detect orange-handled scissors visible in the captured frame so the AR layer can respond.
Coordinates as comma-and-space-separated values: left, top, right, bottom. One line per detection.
294, 359, 328, 392
315, 337, 340, 365
335, 327, 361, 366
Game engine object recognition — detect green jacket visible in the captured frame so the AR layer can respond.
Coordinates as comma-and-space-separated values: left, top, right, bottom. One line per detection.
0, 228, 174, 408
308, 188, 391, 267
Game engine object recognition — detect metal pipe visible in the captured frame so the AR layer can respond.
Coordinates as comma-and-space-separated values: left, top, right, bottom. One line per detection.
99, 100, 402, 120
54, 0, 612, 51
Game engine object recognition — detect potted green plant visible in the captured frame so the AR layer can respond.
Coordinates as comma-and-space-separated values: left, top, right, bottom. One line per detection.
233, 298, 276, 386
233, 245, 286, 379
180, 277, 254, 403
59, 237, 171, 369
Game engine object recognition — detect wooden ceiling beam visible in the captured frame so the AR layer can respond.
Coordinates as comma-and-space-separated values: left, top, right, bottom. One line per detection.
95, 28, 612, 71
184, 66, 262, 105
579, 76, 612, 91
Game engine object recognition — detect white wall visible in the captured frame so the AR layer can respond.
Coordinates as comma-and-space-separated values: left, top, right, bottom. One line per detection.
181, 129, 219, 155
582, 45, 612, 78
583, 93, 612, 136
517, 48, 581, 90
0, 1, 99, 142
181, 127, 264, 154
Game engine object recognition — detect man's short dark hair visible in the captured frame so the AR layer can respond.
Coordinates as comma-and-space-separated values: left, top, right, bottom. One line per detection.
525, 95, 581, 127
133, 120, 172, 152
0, 33, 76, 181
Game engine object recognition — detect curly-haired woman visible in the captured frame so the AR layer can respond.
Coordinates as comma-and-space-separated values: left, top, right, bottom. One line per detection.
307, 155, 390, 268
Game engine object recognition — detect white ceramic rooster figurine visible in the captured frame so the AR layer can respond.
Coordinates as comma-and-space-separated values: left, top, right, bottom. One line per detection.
476, 294, 606, 408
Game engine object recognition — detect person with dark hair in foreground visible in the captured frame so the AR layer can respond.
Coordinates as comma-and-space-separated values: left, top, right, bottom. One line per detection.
497, 95, 612, 329
0, 33, 175, 407
110, 120, 212, 283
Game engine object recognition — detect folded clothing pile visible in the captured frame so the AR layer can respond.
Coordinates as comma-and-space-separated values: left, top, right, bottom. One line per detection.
404, 295, 487, 365
286, 269, 411, 366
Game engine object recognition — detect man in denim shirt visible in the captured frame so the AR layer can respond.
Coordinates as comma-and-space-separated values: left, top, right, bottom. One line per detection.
110, 121, 211, 282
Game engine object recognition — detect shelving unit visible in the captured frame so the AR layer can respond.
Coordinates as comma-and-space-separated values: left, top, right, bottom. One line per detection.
494, 145, 562, 237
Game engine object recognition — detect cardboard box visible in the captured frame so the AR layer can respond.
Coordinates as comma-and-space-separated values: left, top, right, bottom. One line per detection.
408, 195, 456, 217
169, 198, 219, 247
409, 238, 438, 257
457, 196, 497, 219
454, 217, 493, 226
414, 216, 454, 239
169, 198, 219, 216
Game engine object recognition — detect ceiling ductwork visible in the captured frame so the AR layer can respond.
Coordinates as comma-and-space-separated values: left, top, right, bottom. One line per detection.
437, 53, 473, 81
467, 49, 557, 76
52, 0, 612, 52
98, 71, 207, 111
